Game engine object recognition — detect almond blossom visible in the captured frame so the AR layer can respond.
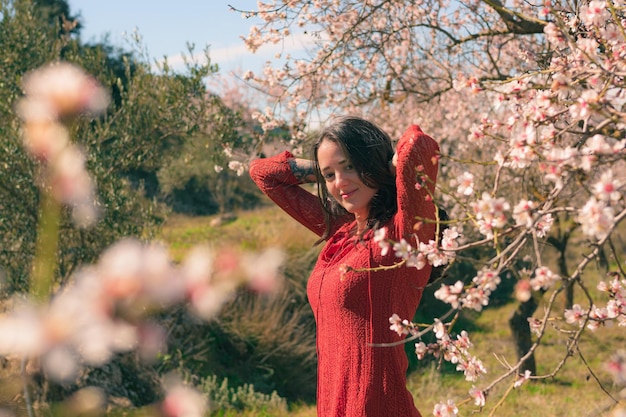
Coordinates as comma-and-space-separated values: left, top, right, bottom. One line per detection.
389, 313, 418, 337
588, 306, 612, 331
434, 281, 464, 309
374, 227, 391, 255
606, 350, 626, 386
457, 355, 487, 382
453, 172, 475, 196
20, 61, 109, 118
529, 266, 560, 291
564, 304, 587, 327
514, 370, 532, 388
0, 237, 284, 381
512, 199, 537, 229
393, 238, 412, 260
577, 197, 615, 241
161, 378, 208, 417
593, 170, 623, 203
514, 279, 532, 302
433, 400, 458, 417
469, 386, 486, 407
16, 62, 109, 227
580, 0, 610, 27
228, 0, 626, 413
470, 192, 510, 238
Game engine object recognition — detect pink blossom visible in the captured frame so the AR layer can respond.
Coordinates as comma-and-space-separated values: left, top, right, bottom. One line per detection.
577, 197, 615, 241
455, 330, 472, 351
462, 287, 490, 312
514, 370, 532, 388
433, 319, 447, 339
564, 304, 587, 327
242, 247, 285, 293
18, 117, 69, 163
374, 227, 390, 255
406, 251, 427, 270
471, 192, 510, 238
389, 313, 411, 336
20, 61, 110, 118
454, 172, 475, 196
513, 199, 537, 228
456, 355, 487, 381
528, 317, 543, 337
588, 305, 611, 331
569, 90, 598, 120
544, 22, 566, 46
161, 383, 207, 417
49, 146, 99, 226
393, 238, 412, 260
535, 213, 554, 238
581, 0, 610, 27
515, 279, 532, 302
469, 386, 486, 407
42, 347, 80, 382
606, 350, 626, 385
228, 160, 246, 176
593, 170, 623, 202
606, 300, 621, 319
415, 341, 428, 359
434, 281, 464, 309
440, 227, 461, 261
433, 400, 458, 417
582, 134, 613, 154
467, 123, 485, 143
419, 240, 450, 267
529, 266, 559, 291
0, 302, 46, 357
473, 268, 500, 292
598, 276, 626, 297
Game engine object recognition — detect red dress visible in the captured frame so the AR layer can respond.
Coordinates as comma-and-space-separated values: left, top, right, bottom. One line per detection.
249, 125, 439, 417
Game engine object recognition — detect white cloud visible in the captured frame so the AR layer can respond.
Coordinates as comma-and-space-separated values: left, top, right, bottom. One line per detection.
154, 31, 315, 74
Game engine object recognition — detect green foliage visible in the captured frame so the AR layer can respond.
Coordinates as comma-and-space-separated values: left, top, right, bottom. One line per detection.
0, 0, 251, 292
155, 95, 261, 214
200, 375, 288, 416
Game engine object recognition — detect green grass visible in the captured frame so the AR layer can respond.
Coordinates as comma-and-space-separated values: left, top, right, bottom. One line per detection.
159, 206, 319, 262
159, 206, 626, 417
408, 302, 626, 417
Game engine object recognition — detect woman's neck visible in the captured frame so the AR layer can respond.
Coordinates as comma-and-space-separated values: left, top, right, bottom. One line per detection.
355, 213, 368, 235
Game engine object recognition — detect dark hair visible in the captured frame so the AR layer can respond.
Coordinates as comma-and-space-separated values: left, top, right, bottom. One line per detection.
313, 116, 396, 240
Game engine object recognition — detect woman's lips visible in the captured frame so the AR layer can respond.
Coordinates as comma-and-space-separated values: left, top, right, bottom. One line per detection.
341, 190, 356, 199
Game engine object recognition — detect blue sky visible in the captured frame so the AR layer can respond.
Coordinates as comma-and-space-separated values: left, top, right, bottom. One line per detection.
66, 1, 308, 77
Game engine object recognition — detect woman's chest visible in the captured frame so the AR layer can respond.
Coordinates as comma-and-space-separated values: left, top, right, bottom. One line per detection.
307, 237, 380, 318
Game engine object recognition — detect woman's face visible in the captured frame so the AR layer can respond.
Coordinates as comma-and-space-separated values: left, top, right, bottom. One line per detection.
317, 139, 378, 222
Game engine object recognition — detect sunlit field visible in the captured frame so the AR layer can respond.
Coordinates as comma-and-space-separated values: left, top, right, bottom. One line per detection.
159, 205, 626, 417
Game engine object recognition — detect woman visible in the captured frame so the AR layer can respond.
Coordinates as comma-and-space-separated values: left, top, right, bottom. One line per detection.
249, 116, 439, 417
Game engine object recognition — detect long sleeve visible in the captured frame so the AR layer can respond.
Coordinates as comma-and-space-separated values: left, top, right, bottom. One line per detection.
393, 124, 440, 246
249, 151, 327, 237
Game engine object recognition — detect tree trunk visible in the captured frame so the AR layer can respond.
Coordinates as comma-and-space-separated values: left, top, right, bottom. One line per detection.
509, 296, 538, 375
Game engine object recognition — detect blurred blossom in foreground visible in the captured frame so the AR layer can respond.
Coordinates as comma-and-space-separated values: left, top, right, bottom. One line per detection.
16, 61, 110, 227
0, 238, 284, 381
606, 350, 626, 386
20, 61, 109, 118
161, 376, 208, 417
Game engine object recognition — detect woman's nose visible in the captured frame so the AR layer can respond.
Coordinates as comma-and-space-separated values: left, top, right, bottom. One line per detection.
334, 172, 349, 187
